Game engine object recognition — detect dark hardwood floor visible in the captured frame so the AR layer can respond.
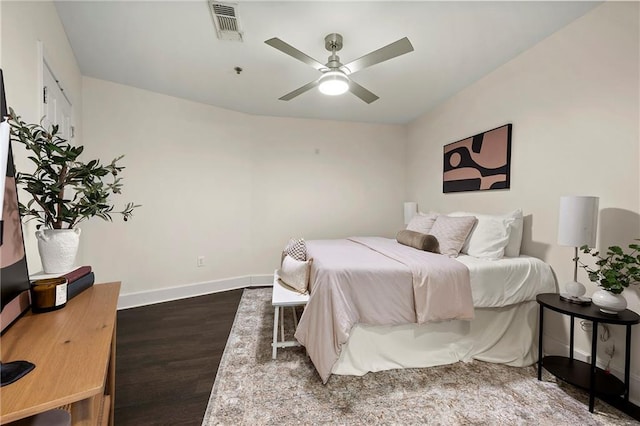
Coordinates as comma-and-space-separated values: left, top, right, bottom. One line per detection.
114, 287, 640, 424
115, 289, 243, 426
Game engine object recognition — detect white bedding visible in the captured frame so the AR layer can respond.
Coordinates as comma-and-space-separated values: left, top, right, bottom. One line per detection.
456, 254, 556, 307
295, 238, 556, 382
332, 301, 541, 376
331, 254, 557, 377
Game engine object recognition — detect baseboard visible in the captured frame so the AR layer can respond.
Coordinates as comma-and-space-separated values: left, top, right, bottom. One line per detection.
250, 274, 274, 286
543, 334, 640, 407
117, 274, 274, 310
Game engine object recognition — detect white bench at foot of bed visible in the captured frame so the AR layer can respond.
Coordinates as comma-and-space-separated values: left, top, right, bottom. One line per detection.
272, 271, 309, 360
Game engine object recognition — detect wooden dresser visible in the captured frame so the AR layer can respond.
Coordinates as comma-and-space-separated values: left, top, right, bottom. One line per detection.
1, 282, 120, 426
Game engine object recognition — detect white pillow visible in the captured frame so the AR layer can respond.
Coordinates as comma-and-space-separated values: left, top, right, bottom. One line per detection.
450, 209, 523, 259
277, 255, 312, 294
428, 215, 477, 257
406, 212, 438, 234
503, 209, 524, 257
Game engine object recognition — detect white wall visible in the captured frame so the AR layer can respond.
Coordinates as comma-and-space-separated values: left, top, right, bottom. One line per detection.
1, 0, 83, 272
406, 2, 640, 398
81, 77, 406, 295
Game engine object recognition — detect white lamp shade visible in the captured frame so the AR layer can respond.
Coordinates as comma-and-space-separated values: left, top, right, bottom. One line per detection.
557, 196, 599, 247
404, 202, 417, 225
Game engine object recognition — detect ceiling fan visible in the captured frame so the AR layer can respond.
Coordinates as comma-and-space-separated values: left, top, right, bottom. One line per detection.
265, 33, 414, 104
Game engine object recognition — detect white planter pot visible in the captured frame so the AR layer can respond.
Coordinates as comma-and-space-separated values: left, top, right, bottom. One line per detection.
592, 289, 627, 315
36, 228, 81, 274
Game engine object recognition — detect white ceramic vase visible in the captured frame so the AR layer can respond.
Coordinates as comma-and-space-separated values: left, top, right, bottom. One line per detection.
36, 228, 81, 274
591, 289, 627, 314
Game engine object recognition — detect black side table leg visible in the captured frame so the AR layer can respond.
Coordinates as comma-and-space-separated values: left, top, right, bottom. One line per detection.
589, 322, 598, 413
625, 324, 632, 402
538, 305, 544, 380
569, 314, 575, 361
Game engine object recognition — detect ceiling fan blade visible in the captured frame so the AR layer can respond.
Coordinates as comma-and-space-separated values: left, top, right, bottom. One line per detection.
265, 38, 326, 71
342, 37, 414, 75
349, 80, 379, 104
279, 80, 320, 101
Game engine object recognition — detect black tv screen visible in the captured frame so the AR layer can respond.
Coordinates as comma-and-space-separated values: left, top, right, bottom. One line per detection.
0, 68, 31, 333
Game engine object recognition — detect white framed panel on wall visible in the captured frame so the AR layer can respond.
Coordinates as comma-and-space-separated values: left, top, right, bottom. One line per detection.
37, 41, 73, 139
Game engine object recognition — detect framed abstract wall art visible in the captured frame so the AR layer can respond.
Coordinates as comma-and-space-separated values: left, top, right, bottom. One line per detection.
443, 123, 512, 193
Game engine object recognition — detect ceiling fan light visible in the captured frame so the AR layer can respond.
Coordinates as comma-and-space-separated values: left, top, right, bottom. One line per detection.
318, 71, 349, 96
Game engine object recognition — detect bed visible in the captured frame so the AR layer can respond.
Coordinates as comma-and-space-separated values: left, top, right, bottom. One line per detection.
293, 236, 556, 383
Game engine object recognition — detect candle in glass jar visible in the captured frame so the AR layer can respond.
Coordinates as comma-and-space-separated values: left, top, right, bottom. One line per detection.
30, 277, 67, 313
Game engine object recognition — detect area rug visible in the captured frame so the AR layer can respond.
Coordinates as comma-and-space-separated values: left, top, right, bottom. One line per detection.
203, 288, 638, 425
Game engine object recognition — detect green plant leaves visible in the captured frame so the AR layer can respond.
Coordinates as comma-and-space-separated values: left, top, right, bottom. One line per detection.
8, 107, 140, 229
579, 239, 640, 294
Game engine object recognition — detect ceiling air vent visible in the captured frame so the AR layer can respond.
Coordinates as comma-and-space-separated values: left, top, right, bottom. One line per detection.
209, 1, 243, 42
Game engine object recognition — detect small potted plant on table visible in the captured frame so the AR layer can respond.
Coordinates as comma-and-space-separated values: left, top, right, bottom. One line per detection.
580, 240, 640, 314
8, 108, 139, 273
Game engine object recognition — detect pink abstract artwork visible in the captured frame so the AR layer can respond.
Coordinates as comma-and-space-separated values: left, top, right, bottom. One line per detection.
443, 124, 512, 193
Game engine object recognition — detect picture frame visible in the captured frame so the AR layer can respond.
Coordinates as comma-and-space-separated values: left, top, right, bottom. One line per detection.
443, 123, 512, 193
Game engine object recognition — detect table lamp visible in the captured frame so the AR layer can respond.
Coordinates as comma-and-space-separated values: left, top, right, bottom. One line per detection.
557, 195, 599, 303
404, 202, 417, 225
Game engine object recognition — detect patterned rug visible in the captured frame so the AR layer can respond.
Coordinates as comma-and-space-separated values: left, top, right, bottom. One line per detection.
203, 288, 638, 425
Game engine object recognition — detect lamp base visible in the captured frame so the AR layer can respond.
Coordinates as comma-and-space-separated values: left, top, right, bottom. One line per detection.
564, 280, 587, 298
559, 293, 592, 305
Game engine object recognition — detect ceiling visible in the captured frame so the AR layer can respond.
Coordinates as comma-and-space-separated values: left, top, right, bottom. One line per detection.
54, 1, 600, 125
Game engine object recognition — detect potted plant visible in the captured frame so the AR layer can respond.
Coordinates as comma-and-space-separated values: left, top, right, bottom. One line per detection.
579, 240, 640, 314
8, 108, 139, 273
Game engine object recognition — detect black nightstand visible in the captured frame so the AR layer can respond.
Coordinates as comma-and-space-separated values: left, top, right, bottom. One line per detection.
536, 293, 640, 415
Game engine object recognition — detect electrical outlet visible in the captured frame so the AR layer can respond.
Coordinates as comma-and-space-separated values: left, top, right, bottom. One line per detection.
197, 256, 205, 267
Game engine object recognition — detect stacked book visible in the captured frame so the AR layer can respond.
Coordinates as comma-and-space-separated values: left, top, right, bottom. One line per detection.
62, 266, 95, 300
30, 266, 95, 301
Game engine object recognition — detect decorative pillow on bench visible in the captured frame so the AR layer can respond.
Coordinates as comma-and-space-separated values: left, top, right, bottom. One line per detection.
283, 237, 307, 261
278, 255, 313, 294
